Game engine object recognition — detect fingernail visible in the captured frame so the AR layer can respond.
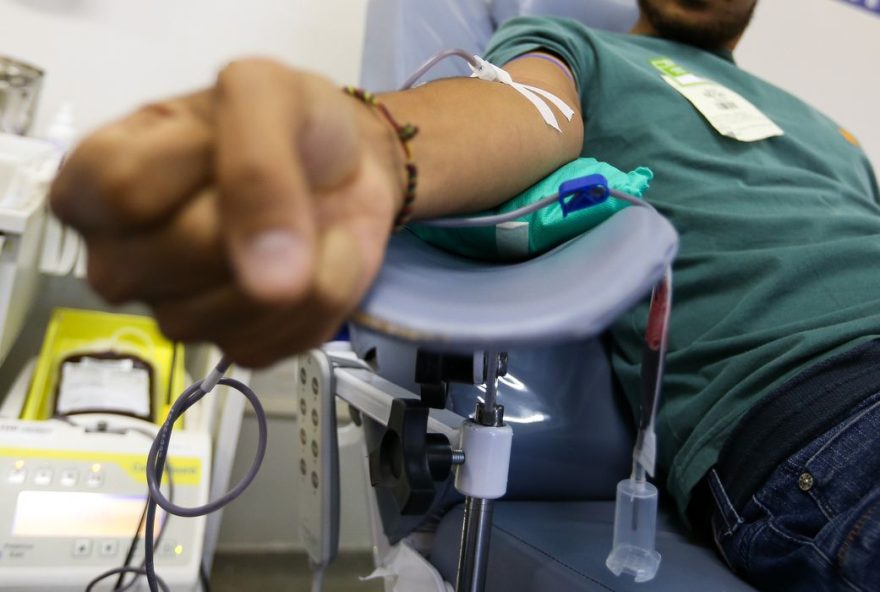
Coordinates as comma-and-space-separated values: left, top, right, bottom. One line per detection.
238, 230, 309, 297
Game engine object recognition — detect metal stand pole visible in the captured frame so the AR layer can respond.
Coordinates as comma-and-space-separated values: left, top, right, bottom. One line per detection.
461, 497, 495, 590
455, 497, 477, 589
454, 352, 505, 592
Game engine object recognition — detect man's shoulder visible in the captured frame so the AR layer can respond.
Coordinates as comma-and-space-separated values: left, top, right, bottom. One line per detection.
492, 14, 628, 45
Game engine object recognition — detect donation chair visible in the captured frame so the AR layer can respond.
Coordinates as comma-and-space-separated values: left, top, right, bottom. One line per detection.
312, 1, 760, 590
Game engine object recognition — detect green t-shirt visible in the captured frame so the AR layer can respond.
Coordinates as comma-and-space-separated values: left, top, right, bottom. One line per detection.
486, 17, 880, 517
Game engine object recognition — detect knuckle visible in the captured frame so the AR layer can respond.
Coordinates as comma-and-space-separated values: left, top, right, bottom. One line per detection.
215, 64, 238, 93
217, 58, 286, 89
83, 141, 167, 225
80, 138, 144, 213
52, 128, 161, 228
49, 136, 127, 224
135, 99, 177, 119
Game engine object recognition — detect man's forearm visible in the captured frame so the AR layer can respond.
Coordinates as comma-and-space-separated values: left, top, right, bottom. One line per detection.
377, 57, 584, 219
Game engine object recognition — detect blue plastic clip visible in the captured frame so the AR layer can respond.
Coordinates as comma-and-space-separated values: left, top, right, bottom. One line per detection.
558, 174, 610, 217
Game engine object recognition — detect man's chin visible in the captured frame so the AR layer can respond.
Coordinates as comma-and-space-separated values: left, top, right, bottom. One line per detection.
637, 0, 755, 50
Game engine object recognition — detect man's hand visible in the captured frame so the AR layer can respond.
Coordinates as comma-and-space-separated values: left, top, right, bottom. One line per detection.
50, 54, 581, 367
50, 59, 403, 366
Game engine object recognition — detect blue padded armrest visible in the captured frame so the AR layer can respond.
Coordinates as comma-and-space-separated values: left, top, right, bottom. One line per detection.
352, 207, 678, 350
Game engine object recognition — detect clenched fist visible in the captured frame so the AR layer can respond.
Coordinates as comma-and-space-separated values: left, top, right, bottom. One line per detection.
50, 59, 404, 366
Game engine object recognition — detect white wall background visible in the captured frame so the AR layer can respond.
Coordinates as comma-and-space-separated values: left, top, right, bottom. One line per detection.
1, 0, 368, 139
738, 0, 880, 168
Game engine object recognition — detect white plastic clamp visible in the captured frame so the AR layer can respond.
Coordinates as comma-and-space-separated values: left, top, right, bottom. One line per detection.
454, 420, 514, 499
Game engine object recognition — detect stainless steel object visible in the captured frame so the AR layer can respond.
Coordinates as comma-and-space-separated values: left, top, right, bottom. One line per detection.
455, 351, 506, 592
0, 57, 44, 135
456, 496, 495, 592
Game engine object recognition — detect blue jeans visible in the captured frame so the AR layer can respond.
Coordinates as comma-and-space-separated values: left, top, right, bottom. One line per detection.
708, 389, 880, 592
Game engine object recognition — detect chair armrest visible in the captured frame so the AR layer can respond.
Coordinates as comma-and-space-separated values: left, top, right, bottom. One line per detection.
353, 206, 678, 350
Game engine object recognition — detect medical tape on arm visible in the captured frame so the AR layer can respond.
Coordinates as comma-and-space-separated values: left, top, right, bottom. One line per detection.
469, 55, 575, 132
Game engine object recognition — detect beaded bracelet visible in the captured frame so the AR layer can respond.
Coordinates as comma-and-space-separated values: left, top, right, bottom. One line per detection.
343, 86, 419, 230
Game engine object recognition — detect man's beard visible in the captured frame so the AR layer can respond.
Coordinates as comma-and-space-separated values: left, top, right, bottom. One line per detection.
637, 0, 757, 50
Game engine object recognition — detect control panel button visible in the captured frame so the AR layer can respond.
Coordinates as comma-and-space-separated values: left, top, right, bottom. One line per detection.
159, 540, 178, 557
311, 377, 319, 395
311, 440, 319, 458
33, 468, 53, 486
311, 409, 319, 427
73, 539, 93, 557
60, 469, 79, 487
86, 471, 104, 488
99, 540, 118, 556
7, 467, 26, 485
311, 471, 319, 489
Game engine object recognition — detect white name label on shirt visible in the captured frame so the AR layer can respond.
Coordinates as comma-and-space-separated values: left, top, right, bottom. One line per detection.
651, 57, 784, 143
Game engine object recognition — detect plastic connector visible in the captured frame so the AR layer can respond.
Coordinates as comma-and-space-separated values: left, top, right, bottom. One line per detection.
606, 478, 662, 583
469, 55, 513, 85
558, 174, 610, 217
200, 367, 225, 394
634, 429, 657, 478
467, 55, 571, 132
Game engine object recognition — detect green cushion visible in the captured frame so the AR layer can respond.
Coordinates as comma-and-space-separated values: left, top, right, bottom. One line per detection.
410, 158, 653, 261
